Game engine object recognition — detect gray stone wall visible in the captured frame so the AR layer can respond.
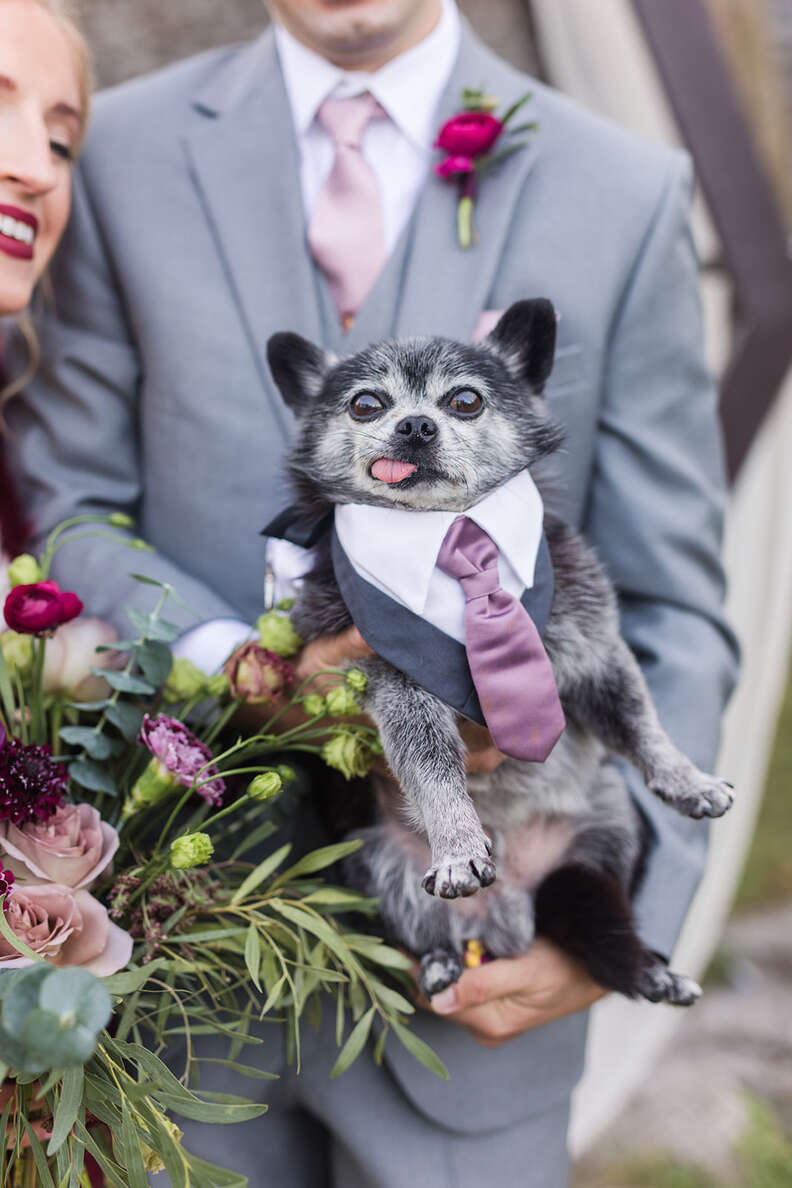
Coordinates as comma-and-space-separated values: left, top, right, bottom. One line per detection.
75, 0, 541, 89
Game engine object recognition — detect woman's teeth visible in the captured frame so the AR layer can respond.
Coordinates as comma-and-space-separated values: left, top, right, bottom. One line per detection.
0, 216, 35, 245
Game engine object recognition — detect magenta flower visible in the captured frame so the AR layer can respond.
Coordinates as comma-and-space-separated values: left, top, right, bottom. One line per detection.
0, 726, 68, 826
434, 154, 475, 179
4, 580, 83, 635
434, 112, 503, 157
138, 714, 225, 806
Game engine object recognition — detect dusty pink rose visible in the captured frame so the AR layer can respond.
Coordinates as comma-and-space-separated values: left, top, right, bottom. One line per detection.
0, 883, 132, 975
0, 803, 119, 888
434, 154, 475, 178
435, 111, 503, 157
223, 643, 293, 706
42, 617, 121, 701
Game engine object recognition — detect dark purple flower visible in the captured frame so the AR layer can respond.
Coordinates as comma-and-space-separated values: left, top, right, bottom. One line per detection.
0, 864, 14, 914
4, 581, 83, 635
138, 714, 225, 806
0, 733, 68, 826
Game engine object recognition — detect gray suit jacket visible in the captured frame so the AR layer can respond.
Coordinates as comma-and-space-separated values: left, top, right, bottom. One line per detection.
8, 24, 738, 1131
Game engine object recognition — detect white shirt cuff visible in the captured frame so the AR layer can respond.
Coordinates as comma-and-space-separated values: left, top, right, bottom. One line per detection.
172, 619, 255, 674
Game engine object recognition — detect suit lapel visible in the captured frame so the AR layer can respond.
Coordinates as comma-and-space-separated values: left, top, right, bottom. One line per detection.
394, 27, 542, 344
184, 32, 322, 437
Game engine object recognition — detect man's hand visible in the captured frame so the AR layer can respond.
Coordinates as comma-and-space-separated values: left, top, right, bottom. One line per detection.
423, 939, 607, 1047
292, 626, 374, 687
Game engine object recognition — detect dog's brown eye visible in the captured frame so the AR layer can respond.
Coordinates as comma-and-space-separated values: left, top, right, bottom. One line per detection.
350, 392, 385, 420
448, 390, 483, 418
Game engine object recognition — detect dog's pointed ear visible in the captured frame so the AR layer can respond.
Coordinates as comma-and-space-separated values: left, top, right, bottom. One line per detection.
482, 299, 557, 393
267, 332, 334, 411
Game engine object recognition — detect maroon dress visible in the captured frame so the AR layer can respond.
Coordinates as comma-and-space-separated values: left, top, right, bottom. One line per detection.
0, 361, 29, 558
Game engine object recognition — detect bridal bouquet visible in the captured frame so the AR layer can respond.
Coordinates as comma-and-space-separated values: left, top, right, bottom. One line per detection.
0, 516, 443, 1187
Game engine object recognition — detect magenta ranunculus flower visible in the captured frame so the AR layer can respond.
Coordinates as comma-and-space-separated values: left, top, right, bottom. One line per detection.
0, 802, 119, 888
434, 111, 503, 158
4, 580, 83, 635
0, 728, 68, 826
434, 154, 475, 179
138, 714, 226, 806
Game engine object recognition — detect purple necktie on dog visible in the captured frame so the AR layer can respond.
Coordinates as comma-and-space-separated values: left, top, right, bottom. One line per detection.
436, 516, 565, 761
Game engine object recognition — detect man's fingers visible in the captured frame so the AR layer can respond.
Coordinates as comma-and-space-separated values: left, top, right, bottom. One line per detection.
294, 626, 374, 683
429, 954, 533, 1015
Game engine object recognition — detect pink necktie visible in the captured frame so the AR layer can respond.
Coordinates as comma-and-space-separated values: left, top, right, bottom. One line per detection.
436, 517, 566, 762
307, 93, 387, 331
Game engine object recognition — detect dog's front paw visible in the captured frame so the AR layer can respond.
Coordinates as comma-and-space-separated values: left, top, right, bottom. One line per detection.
637, 961, 702, 1007
419, 949, 464, 998
421, 853, 496, 899
650, 766, 734, 820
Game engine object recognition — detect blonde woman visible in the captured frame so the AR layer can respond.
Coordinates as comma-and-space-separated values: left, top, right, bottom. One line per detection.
0, 0, 90, 557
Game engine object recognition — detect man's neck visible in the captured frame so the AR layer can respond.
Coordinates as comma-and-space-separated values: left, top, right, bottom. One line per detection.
276, 1, 444, 74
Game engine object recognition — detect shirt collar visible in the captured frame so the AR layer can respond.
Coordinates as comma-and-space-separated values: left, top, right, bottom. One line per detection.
274, 0, 460, 149
334, 470, 545, 617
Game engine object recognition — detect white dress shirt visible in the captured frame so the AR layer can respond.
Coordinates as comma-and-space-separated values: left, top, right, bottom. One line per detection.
175, 1, 462, 671
275, 0, 461, 254
268, 470, 545, 645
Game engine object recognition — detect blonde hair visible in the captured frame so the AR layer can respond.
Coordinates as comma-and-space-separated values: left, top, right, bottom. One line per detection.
1, 0, 92, 420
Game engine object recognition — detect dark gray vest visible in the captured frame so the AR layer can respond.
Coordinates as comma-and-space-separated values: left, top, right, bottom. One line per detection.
264, 507, 555, 727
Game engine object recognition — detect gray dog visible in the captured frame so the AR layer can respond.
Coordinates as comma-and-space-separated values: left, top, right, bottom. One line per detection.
266, 300, 733, 1005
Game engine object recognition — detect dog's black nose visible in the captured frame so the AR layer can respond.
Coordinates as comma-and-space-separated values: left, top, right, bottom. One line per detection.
395, 415, 438, 441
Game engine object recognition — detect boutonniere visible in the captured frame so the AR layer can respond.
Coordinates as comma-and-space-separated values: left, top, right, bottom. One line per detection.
434, 86, 537, 249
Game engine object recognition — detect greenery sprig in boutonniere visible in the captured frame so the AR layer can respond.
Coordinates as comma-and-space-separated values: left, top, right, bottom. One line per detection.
434, 86, 537, 249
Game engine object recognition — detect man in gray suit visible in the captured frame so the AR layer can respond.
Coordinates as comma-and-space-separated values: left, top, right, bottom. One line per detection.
8, 0, 738, 1183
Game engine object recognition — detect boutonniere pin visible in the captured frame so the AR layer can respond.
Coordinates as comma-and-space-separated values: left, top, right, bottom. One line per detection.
434, 86, 537, 249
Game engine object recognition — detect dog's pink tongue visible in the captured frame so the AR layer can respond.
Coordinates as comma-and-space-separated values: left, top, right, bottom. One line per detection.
371, 458, 417, 484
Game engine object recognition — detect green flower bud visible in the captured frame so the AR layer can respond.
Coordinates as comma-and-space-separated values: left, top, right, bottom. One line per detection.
131, 538, 154, 551
108, 512, 135, 528
163, 657, 207, 702
322, 729, 373, 781
170, 832, 214, 870
256, 610, 302, 658
247, 771, 283, 802
325, 684, 361, 718
276, 764, 297, 786
205, 671, 231, 700
345, 668, 368, 693
302, 693, 326, 717
7, 553, 41, 588
122, 756, 178, 818
0, 630, 34, 676
276, 597, 296, 612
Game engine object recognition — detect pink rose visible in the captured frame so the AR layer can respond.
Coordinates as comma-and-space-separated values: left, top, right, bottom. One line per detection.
0, 883, 132, 975
3, 581, 83, 635
0, 803, 119, 888
42, 617, 121, 701
434, 154, 475, 178
435, 111, 503, 158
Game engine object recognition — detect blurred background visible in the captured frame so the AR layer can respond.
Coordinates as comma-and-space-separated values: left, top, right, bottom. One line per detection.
72, 1, 792, 1183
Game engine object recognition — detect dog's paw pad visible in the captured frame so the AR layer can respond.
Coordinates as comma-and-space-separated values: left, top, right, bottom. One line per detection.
422, 856, 496, 899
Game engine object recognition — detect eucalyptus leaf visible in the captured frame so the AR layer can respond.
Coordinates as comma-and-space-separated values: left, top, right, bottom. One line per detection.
59, 725, 117, 760
39, 967, 113, 1034
22, 1119, 57, 1188
102, 960, 168, 996
120, 1099, 149, 1188
94, 668, 155, 695
137, 639, 173, 687
275, 839, 362, 883
125, 608, 181, 643
244, 923, 262, 991
105, 700, 144, 741
68, 758, 117, 796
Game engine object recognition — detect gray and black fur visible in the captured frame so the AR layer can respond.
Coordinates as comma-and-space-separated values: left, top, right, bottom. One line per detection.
266, 300, 733, 1005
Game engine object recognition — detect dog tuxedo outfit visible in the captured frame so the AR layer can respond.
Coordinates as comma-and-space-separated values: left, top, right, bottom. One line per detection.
263, 468, 565, 760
